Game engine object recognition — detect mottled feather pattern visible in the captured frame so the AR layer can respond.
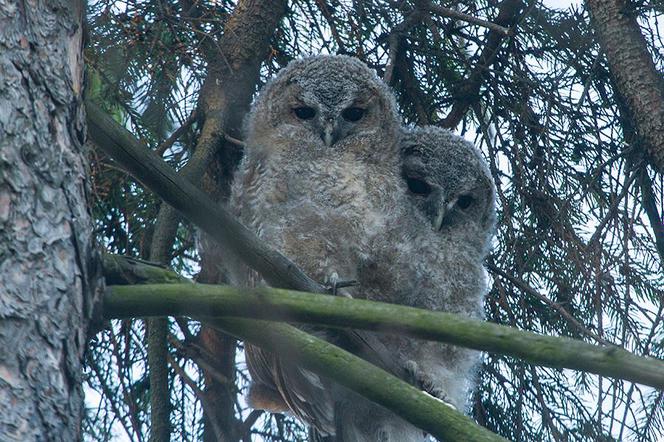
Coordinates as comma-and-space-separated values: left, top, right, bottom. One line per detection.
225, 56, 497, 440
227, 55, 408, 437
357, 126, 496, 411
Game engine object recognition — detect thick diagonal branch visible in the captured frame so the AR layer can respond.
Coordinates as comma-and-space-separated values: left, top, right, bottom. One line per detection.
87, 99, 323, 293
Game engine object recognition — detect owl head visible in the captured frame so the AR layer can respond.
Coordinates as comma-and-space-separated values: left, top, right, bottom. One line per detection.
246, 55, 400, 156
401, 126, 496, 252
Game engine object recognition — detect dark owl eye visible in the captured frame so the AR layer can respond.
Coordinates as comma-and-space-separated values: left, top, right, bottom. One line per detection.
293, 106, 316, 120
341, 107, 365, 122
457, 194, 474, 209
406, 177, 432, 195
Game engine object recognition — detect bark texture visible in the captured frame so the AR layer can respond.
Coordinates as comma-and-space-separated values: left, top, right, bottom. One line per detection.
586, 0, 664, 172
0, 1, 99, 440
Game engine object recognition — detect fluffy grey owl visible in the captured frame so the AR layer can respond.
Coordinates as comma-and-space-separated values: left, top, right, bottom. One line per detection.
227, 55, 405, 436
320, 126, 496, 441
358, 125, 496, 413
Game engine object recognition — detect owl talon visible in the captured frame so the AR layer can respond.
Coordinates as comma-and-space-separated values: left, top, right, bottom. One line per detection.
404, 360, 456, 408
323, 272, 358, 297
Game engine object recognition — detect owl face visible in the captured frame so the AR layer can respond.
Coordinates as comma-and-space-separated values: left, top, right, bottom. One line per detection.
400, 127, 496, 239
246, 56, 400, 154
286, 85, 380, 147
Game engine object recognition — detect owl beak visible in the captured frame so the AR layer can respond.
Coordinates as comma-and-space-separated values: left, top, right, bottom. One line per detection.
432, 199, 454, 232
322, 123, 340, 146
433, 207, 446, 232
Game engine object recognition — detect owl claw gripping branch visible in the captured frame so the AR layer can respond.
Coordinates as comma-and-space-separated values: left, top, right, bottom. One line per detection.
323, 272, 359, 297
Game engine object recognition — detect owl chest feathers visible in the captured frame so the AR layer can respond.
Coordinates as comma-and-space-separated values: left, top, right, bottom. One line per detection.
234, 145, 401, 282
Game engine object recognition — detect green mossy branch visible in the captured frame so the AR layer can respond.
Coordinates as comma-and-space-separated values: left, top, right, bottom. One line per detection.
103, 265, 664, 390
102, 255, 507, 442
90, 100, 664, 440
208, 317, 505, 442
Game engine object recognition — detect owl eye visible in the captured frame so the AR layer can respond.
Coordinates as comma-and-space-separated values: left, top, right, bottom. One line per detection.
406, 177, 432, 195
341, 107, 365, 122
293, 106, 316, 120
457, 194, 474, 210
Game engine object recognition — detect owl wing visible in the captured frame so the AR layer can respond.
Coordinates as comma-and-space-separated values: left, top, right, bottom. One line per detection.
229, 150, 409, 434
226, 155, 291, 412
245, 343, 290, 412
273, 351, 336, 435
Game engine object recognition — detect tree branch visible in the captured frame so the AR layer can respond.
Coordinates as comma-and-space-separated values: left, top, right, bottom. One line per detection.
102, 273, 664, 391
440, 0, 524, 128
102, 265, 507, 441
639, 166, 664, 267
87, 99, 323, 294
90, 101, 664, 388
209, 316, 506, 442
426, 3, 512, 35
141, 2, 288, 439
154, 110, 196, 157
88, 96, 433, 434
383, 11, 423, 85
487, 261, 611, 345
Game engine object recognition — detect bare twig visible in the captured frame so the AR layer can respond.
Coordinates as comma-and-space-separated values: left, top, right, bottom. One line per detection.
155, 110, 197, 157
224, 133, 246, 147
427, 3, 512, 35
638, 166, 664, 267
167, 353, 225, 440
383, 11, 423, 85
588, 166, 641, 245
487, 261, 612, 346
440, 0, 525, 128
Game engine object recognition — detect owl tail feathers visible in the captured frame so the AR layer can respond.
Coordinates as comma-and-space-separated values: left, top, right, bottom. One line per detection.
248, 382, 290, 413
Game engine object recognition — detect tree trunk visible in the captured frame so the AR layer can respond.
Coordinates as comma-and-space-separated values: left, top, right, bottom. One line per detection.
0, 0, 99, 440
586, 0, 664, 172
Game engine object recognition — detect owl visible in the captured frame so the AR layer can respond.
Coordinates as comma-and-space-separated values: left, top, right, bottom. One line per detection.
358, 125, 497, 414
227, 55, 405, 436
317, 126, 496, 441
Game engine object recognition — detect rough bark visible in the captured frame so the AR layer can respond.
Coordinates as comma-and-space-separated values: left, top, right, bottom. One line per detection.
0, 1, 100, 440
147, 323, 171, 441
586, 0, 664, 172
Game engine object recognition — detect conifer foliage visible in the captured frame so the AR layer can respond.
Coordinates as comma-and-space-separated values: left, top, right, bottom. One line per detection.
84, 1, 664, 440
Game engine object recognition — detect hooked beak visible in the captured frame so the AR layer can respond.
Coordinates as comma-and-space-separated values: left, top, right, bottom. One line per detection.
433, 207, 446, 232
322, 122, 340, 146
432, 198, 454, 231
